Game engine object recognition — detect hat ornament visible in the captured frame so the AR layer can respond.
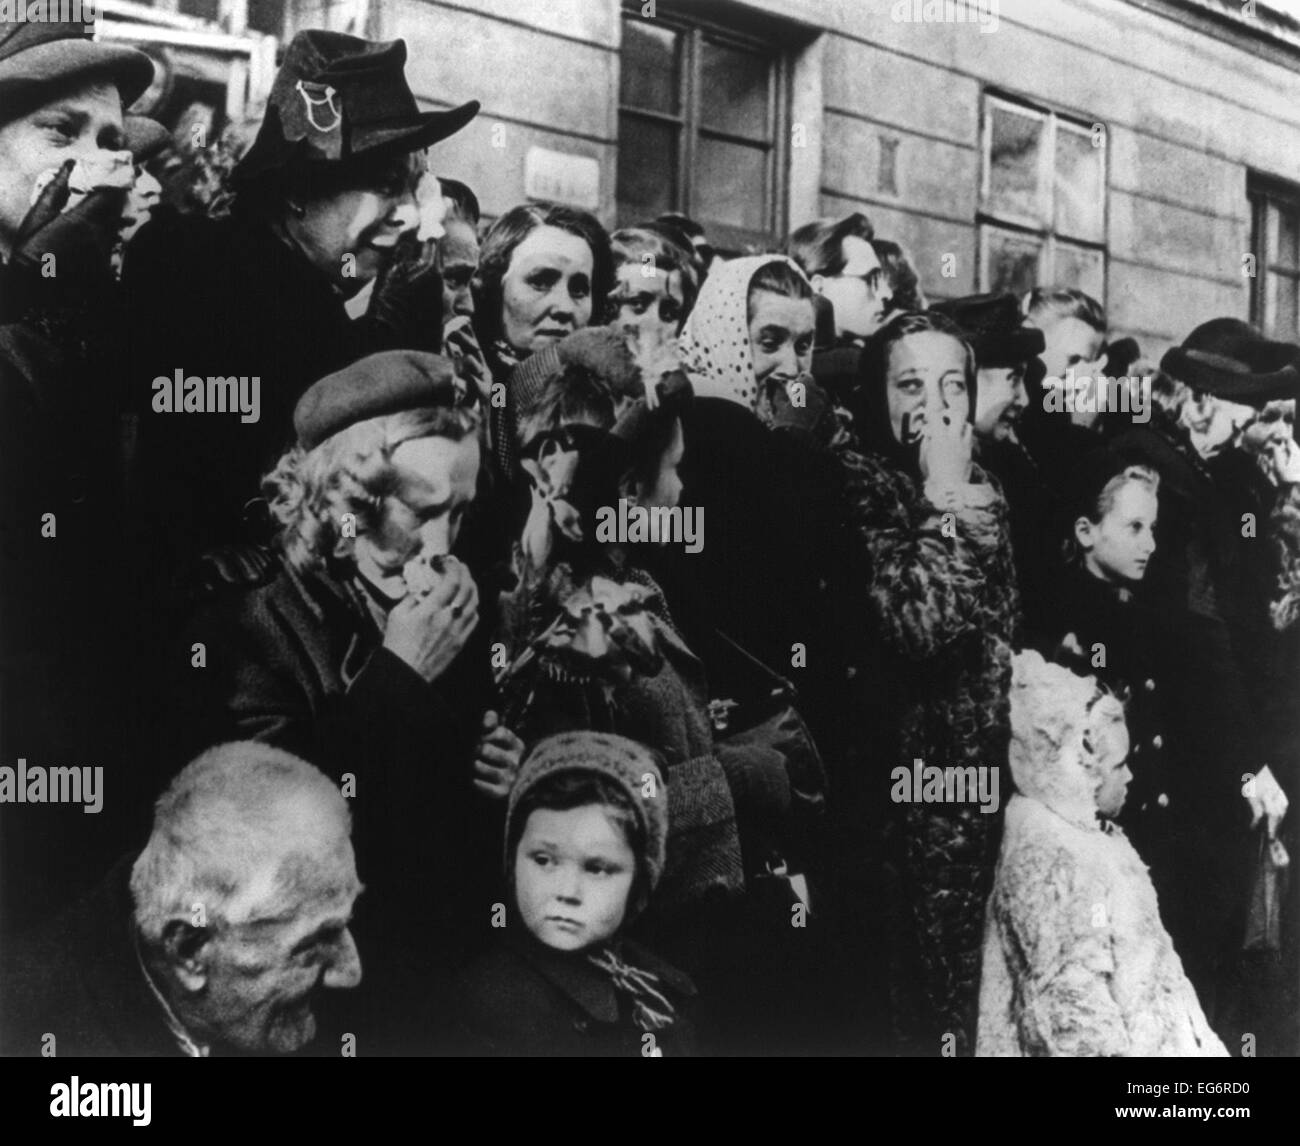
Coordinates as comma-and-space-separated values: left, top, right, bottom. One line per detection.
295, 80, 342, 133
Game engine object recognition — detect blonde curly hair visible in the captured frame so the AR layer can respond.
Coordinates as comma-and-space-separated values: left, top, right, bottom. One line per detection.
263, 405, 482, 573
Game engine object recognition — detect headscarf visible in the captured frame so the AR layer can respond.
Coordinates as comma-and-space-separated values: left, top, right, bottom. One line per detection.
678, 254, 807, 421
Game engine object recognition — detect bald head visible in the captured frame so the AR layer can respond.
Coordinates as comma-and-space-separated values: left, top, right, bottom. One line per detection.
131, 741, 355, 939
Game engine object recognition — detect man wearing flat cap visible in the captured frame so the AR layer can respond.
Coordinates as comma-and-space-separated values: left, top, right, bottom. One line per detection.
124, 29, 480, 603
162, 350, 522, 1051
0, 14, 159, 933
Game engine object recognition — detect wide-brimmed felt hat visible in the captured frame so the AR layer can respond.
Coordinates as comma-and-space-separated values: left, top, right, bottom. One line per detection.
294, 349, 468, 449
1160, 318, 1300, 407
930, 292, 1046, 370
235, 30, 479, 182
0, 17, 154, 110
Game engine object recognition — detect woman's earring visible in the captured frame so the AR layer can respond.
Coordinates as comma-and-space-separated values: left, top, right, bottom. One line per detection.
289, 202, 306, 219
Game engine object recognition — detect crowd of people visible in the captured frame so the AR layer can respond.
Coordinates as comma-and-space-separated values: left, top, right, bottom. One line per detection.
1, 19, 1297, 1057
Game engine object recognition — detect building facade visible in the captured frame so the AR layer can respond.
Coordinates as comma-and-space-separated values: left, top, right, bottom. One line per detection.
128, 0, 1300, 357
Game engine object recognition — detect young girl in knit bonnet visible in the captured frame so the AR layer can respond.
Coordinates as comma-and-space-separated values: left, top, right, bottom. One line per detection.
453, 730, 697, 1056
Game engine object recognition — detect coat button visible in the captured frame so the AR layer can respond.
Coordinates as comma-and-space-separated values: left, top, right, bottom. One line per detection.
1151, 735, 1163, 750
1157, 793, 1170, 808
572, 1018, 590, 1034
1144, 679, 1156, 692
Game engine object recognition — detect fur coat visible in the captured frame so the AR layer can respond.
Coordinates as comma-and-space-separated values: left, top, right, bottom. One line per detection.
977, 653, 1226, 1057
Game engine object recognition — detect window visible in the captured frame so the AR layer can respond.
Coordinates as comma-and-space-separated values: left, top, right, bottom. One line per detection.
978, 94, 1107, 302
617, 2, 787, 251
1249, 176, 1300, 341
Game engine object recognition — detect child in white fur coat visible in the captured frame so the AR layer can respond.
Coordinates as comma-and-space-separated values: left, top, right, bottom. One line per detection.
976, 650, 1226, 1057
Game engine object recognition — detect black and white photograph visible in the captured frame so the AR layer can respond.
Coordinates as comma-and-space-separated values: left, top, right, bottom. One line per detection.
0, 0, 1297, 1117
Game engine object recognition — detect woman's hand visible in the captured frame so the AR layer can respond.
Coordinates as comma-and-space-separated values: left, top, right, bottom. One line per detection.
919, 409, 973, 489
473, 710, 525, 799
1259, 435, 1300, 487
382, 558, 478, 683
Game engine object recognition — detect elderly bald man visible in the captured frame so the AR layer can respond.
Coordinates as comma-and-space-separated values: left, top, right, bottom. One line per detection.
0, 742, 362, 1057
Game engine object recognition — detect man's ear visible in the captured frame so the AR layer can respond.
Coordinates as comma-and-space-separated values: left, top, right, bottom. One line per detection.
159, 918, 213, 992
1073, 516, 1095, 550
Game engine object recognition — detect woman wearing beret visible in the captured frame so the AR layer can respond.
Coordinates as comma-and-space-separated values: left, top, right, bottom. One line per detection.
168, 351, 524, 1047
123, 29, 480, 591
833, 311, 1018, 1056
0, 16, 157, 929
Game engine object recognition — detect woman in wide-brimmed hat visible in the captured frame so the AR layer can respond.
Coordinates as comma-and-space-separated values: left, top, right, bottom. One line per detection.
124, 29, 480, 589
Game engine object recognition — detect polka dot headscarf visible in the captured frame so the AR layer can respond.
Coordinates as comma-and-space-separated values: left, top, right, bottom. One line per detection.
678, 254, 808, 423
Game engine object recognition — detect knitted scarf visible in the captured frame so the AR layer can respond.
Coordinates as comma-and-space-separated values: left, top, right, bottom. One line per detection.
585, 945, 677, 1032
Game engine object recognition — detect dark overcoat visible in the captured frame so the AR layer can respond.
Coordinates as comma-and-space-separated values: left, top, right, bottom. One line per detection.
0, 857, 183, 1057
164, 557, 504, 984
453, 928, 697, 1057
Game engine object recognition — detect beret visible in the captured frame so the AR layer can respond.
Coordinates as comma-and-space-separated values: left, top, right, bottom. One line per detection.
294, 350, 465, 449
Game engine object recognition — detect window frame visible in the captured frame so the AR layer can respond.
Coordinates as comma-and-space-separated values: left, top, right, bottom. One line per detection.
617, 2, 789, 252
977, 91, 1109, 303
1248, 173, 1300, 340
